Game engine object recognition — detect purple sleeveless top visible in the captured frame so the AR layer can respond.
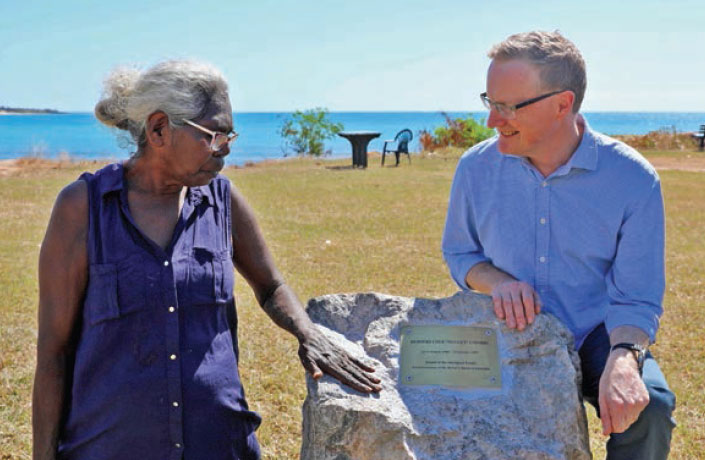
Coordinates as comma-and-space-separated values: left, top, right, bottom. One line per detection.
58, 163, 261, 460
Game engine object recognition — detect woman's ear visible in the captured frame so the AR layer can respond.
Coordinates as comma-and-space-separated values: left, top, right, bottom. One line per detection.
145, 111, 171, 148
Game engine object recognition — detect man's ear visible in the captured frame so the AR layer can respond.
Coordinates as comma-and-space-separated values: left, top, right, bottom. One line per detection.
145, 111, 171, 148
556, 91, 576, 118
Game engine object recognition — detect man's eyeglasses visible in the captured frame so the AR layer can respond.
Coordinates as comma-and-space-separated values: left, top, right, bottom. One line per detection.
182, 119, 238, 152
480, 90, 564, 119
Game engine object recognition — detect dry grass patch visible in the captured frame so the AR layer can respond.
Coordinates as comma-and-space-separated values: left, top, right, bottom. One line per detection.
614, 128, 701, 151
0, 154, 703, 458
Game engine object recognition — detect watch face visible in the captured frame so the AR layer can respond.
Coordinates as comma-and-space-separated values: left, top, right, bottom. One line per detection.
634, 345, 646, 367
635, 349, 645, 370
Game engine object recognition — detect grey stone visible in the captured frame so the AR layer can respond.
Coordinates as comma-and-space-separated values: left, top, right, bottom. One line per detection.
301, 291, 591, 460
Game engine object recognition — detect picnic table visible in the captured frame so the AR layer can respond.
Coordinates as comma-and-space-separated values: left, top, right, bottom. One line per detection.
338, 131, 381, 168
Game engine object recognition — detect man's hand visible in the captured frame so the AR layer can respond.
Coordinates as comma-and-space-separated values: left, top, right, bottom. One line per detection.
490, 280, 541, 331
598, 349, 649, 435
298, 327, 382, 394
465, 262, 541, 331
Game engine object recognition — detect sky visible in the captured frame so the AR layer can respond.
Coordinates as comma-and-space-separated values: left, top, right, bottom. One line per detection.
1, 0, 704, 113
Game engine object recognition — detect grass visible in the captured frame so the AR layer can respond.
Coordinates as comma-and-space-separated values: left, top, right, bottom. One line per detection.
0, 150, 704, 458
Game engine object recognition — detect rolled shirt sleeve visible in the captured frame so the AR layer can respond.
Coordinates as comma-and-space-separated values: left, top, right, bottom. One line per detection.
605, 179, 665, 343
441, 156, 490, 289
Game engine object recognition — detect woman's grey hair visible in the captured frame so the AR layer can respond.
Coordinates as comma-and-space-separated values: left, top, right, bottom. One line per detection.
488, 30, 586, 113
95, 60, 229, 152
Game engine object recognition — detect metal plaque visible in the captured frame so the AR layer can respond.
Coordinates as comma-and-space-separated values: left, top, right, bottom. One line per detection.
400, 326, 501, 389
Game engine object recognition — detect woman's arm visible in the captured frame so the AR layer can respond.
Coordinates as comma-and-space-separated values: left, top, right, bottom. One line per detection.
229, 185, 381, 393
33, 181, 88, 459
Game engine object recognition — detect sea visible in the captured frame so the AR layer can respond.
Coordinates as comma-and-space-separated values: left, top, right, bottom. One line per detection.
1, 111, 704, 165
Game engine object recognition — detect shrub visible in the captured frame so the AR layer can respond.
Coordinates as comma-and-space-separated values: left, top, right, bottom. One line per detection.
419, 113, 494, 151
280, 108, 344, 156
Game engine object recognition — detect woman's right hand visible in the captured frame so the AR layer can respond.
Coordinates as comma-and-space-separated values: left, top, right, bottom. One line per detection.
297, 326, 382, 394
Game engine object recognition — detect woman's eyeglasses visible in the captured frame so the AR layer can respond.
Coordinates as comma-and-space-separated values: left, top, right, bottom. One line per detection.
182, 119, 238, 152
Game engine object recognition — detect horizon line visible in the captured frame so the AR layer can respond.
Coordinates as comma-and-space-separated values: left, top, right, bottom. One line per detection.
7, 109, 705, 115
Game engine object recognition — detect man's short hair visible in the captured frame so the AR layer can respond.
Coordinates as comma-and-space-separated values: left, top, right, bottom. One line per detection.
488, 31, 586, 113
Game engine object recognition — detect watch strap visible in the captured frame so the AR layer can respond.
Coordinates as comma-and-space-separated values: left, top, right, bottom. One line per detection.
610, 342, 646, 375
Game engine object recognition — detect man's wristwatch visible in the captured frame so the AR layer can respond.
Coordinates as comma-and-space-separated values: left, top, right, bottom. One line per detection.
610, 343, 646, 375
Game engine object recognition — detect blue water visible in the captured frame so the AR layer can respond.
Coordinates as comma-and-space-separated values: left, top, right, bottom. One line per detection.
1, 111, 704, 165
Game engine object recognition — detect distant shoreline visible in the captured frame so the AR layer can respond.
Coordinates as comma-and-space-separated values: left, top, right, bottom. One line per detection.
0, 107, 65, 115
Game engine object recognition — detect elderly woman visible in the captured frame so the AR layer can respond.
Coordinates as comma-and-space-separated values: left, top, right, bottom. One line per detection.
32, 60, 380, 460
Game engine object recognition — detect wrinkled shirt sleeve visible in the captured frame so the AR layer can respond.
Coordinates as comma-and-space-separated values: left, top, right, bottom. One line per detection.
441, 158, 490, 289
605, 179, 665, 343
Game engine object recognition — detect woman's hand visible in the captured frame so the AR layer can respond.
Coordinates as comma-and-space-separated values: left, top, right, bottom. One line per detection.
298, 327, 382, 393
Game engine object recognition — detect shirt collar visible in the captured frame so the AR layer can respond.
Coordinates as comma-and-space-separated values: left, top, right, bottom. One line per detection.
501, 115, 598, 174
187, 185, 215, 208
98, 162, 215, 208
98, 162, 125, 197
564, 115, 598, 172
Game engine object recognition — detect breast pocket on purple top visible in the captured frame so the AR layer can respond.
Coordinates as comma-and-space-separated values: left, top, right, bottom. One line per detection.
84, 263, 120, 325
187, 247, 235, 305
115, 253, 158, 315
84, 256, 156, 326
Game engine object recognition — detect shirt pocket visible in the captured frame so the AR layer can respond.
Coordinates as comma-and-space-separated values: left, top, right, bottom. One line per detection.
187, 247, 234, 305
84, 255, 156, 326
116, 253, 158, 316
84, 263, 120, 326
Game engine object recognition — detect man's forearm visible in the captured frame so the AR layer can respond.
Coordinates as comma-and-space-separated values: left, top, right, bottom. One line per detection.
465, 262, 516, 294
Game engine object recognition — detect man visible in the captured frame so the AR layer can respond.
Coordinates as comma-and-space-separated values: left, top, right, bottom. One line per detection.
442, 31, 675, 458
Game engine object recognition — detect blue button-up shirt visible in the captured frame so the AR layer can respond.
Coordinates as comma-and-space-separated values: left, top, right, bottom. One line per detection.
441, 123, 665, 348
58, 163, 261, 460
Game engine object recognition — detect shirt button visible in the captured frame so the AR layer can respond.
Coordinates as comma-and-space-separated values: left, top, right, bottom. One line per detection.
542, 181, 548, 187
168, 306, 175, 313
539, 256, 546, 263
172, 401, 179, 407
163, 260, 170, 267
170, 354, 177, 360
540, 218, 546, 225
175, 443, 182, 449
